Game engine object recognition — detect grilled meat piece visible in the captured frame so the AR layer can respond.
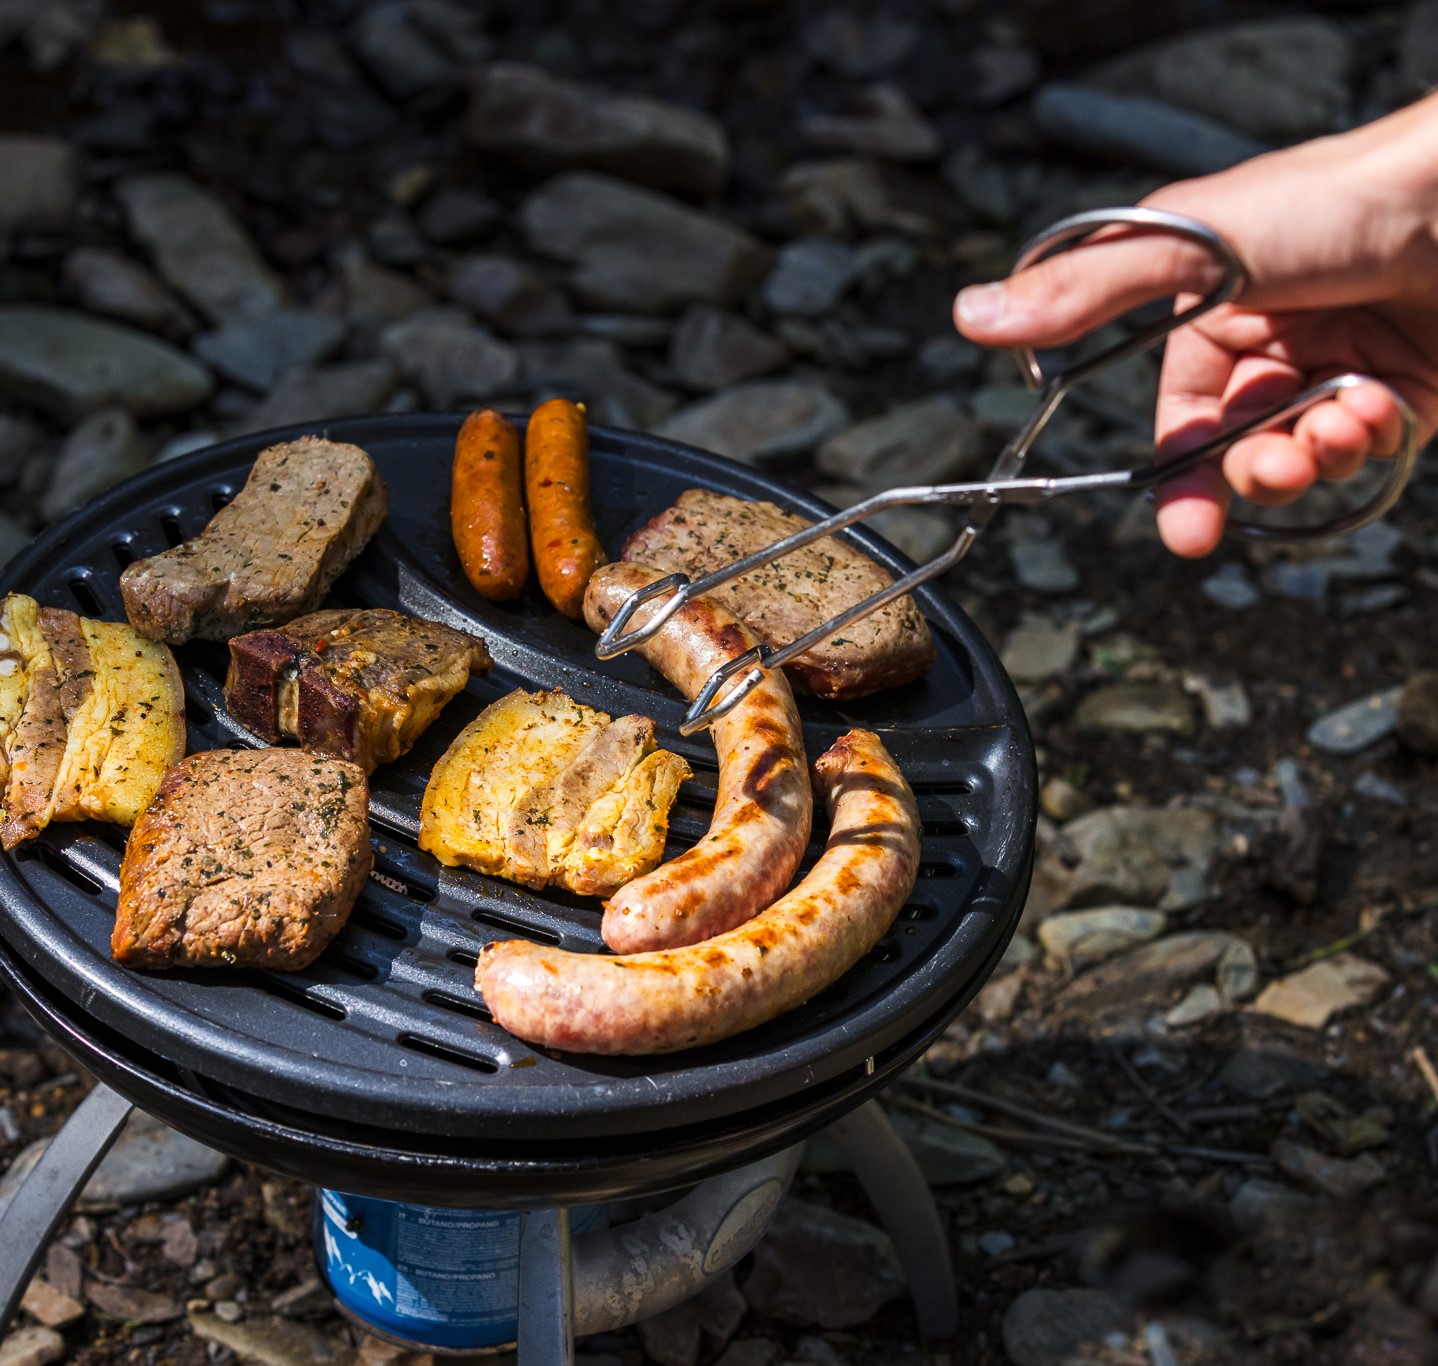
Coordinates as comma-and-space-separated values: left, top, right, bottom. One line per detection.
621, 488, 935, 699
120, 437, 388, 644
0, 593, 186, 851
113, 748, 371, 970
419, 689, 690, 897
226, 608, 491, 772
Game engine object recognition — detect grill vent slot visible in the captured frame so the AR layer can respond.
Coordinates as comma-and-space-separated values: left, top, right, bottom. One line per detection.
111, 541, 135, 569
399, 1033, 498, 1074
918, 862, 959, 879
348, 906, 407, 941
423, 988, 492, 1022
68, 578, 104, 616
32, 844, 104, 897
159, 514, 186, 547
254, 977, 346, 1020
471, 909, 562, 945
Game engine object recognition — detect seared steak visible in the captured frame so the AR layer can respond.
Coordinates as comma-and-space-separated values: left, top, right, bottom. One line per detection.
621, 489, 935, 699
113, 748, 371, 971
120, 437, 388, 644
225, 608, 491, 772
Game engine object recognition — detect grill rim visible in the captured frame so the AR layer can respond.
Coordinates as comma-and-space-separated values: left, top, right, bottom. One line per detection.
0, 413, 1036, 1143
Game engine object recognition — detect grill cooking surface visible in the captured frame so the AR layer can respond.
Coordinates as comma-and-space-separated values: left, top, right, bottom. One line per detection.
0, 416, 1033, 1143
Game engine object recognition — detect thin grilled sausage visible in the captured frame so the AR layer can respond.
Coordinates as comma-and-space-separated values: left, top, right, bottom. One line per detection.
475, 730, 920, 1054
584, 562, 811, 952
452, 409, 527, 601
525, 398, 607, 619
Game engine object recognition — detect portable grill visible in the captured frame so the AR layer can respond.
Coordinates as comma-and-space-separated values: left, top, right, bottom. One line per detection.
0, 415, 1035, 1356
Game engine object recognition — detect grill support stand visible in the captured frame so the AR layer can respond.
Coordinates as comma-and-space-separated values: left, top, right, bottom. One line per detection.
0, 1092, 956, 1354
0, 1083, 133, 1329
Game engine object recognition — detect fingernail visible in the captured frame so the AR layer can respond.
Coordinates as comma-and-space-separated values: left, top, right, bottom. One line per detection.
956, 282, 1006, 329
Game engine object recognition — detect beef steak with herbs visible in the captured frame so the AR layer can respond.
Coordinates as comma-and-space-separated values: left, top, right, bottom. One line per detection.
621, 489, 935, 700
112, 747, 372, 971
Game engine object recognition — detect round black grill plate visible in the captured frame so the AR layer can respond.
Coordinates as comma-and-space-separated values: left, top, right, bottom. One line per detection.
0, 416, 1034, 1144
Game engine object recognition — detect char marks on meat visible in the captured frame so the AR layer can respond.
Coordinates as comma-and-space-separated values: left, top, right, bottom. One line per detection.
226, 608, 491, 772
120, 437, 388, 645
621, 488, 935, 700
113, 748, 372, 971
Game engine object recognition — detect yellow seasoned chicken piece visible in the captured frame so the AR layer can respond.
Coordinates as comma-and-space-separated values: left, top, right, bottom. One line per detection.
0, 593, 186, 850
419, 689, 690, 897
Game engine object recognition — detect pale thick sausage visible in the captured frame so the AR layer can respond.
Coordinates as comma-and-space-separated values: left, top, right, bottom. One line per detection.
474, 730, 921, 1054
583, 562, 811, 952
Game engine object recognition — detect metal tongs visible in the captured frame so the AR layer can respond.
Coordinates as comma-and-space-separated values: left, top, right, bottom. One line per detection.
597, 208, 1422, 735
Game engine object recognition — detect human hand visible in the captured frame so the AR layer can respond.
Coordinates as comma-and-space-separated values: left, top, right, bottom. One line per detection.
954, 94, 1438, 557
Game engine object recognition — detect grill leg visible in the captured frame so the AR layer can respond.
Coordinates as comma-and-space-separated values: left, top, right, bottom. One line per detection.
0, 1082, 133, 1333
826, 1099, 959, 1338
517, 1207, 574, 1366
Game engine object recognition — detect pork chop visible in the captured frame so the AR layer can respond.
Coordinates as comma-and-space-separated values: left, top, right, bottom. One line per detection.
621, 488, 935, 699
120, 436, 388, 644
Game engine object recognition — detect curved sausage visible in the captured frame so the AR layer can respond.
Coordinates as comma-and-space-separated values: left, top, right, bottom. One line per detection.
584, 562, 811, 952
525, 399, 607, 619
452, 409, 528, 601
474, 730, 921, 1055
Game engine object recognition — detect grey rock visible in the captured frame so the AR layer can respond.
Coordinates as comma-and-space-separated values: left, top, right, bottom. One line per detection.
0, 414, 43, 486
800, 84, 941, 162
155, 430, 219, 464
0, 306, 213, 420
916, 335, 986, 385
1185, 673, 1252, 729
1064, 804, 1217, 908
351, 1, 461, 100
867, 506, 955, 564
366, 212, 428, 268
971, 384, 1036, 429
1076, 682, 1195, 734
115, 175, 288, 326
447, 254, 574, 337
1262, 561, 1331, 601
1040, 776, 1092, 823
418, 187, 500, 245
762, 238, 861, 317
692, 1271, 747, 1352
1306, 686, 1402, 755
0, 136, 78, 232
188, 1312, 352, 1366
1009, 537, 1079, 594
1216, 938, 1259, 1003
817, 396, 981, 487
742, 1197, 906, 1329
233, 360, 396, 437
0, 1326, 64, 1366
1271, 1138, 1383, 1200
669, 307, 788, 391
519, 338, 677, 430
1253, 952, 1389, 1030
0, 514, 30, 572
520, 172, 770, 314
1335, 584, 1407, 618
1002, 617, 1080, 684
1353, 770, 1407, 806
1033, 85, 1270, 177
1200, 562, 1260, 611
779, 157, 940, 238
380, 309, 518, 408
1218, 1046, 1330, 1100
193, 309, 346, 393
62, 246, 194, 339
40, 408, 148, 521
713, 1341, 780, 1366
1038, 906, 1167, 967
1164, 982, 1223, 1027
978, 1230, 1016, 1257
1228, 1177, 1314, 1232
1397, 671, 1438, 756
658, 381, 848, 464
943, 144, 1027, 225
1092, 18, 1353, 141
467, 62, 729, 197
964, 44, 1042, 105
332, 245, 434, 326
1401, 1, 1438, 94
1002, 1287, 1128, 1366
574, 314, 674, 346
637, 1297, 702, 1366
804, 11, 918, 77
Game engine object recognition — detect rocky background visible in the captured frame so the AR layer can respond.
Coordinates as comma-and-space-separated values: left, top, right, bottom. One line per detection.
2, 0, 1438, 1363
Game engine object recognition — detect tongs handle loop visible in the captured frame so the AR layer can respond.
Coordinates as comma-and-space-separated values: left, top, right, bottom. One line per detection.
1008, 206, 1246, 397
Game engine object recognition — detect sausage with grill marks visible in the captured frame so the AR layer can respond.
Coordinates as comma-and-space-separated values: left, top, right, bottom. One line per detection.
583, 562, 811, 952
474, 729, 920, 1055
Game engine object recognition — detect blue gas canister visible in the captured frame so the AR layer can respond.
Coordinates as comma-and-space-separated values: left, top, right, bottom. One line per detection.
316, 1189, 606, 1352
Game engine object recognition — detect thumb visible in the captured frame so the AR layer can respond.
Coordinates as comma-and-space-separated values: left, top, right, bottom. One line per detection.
953, 227, 1230, 350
